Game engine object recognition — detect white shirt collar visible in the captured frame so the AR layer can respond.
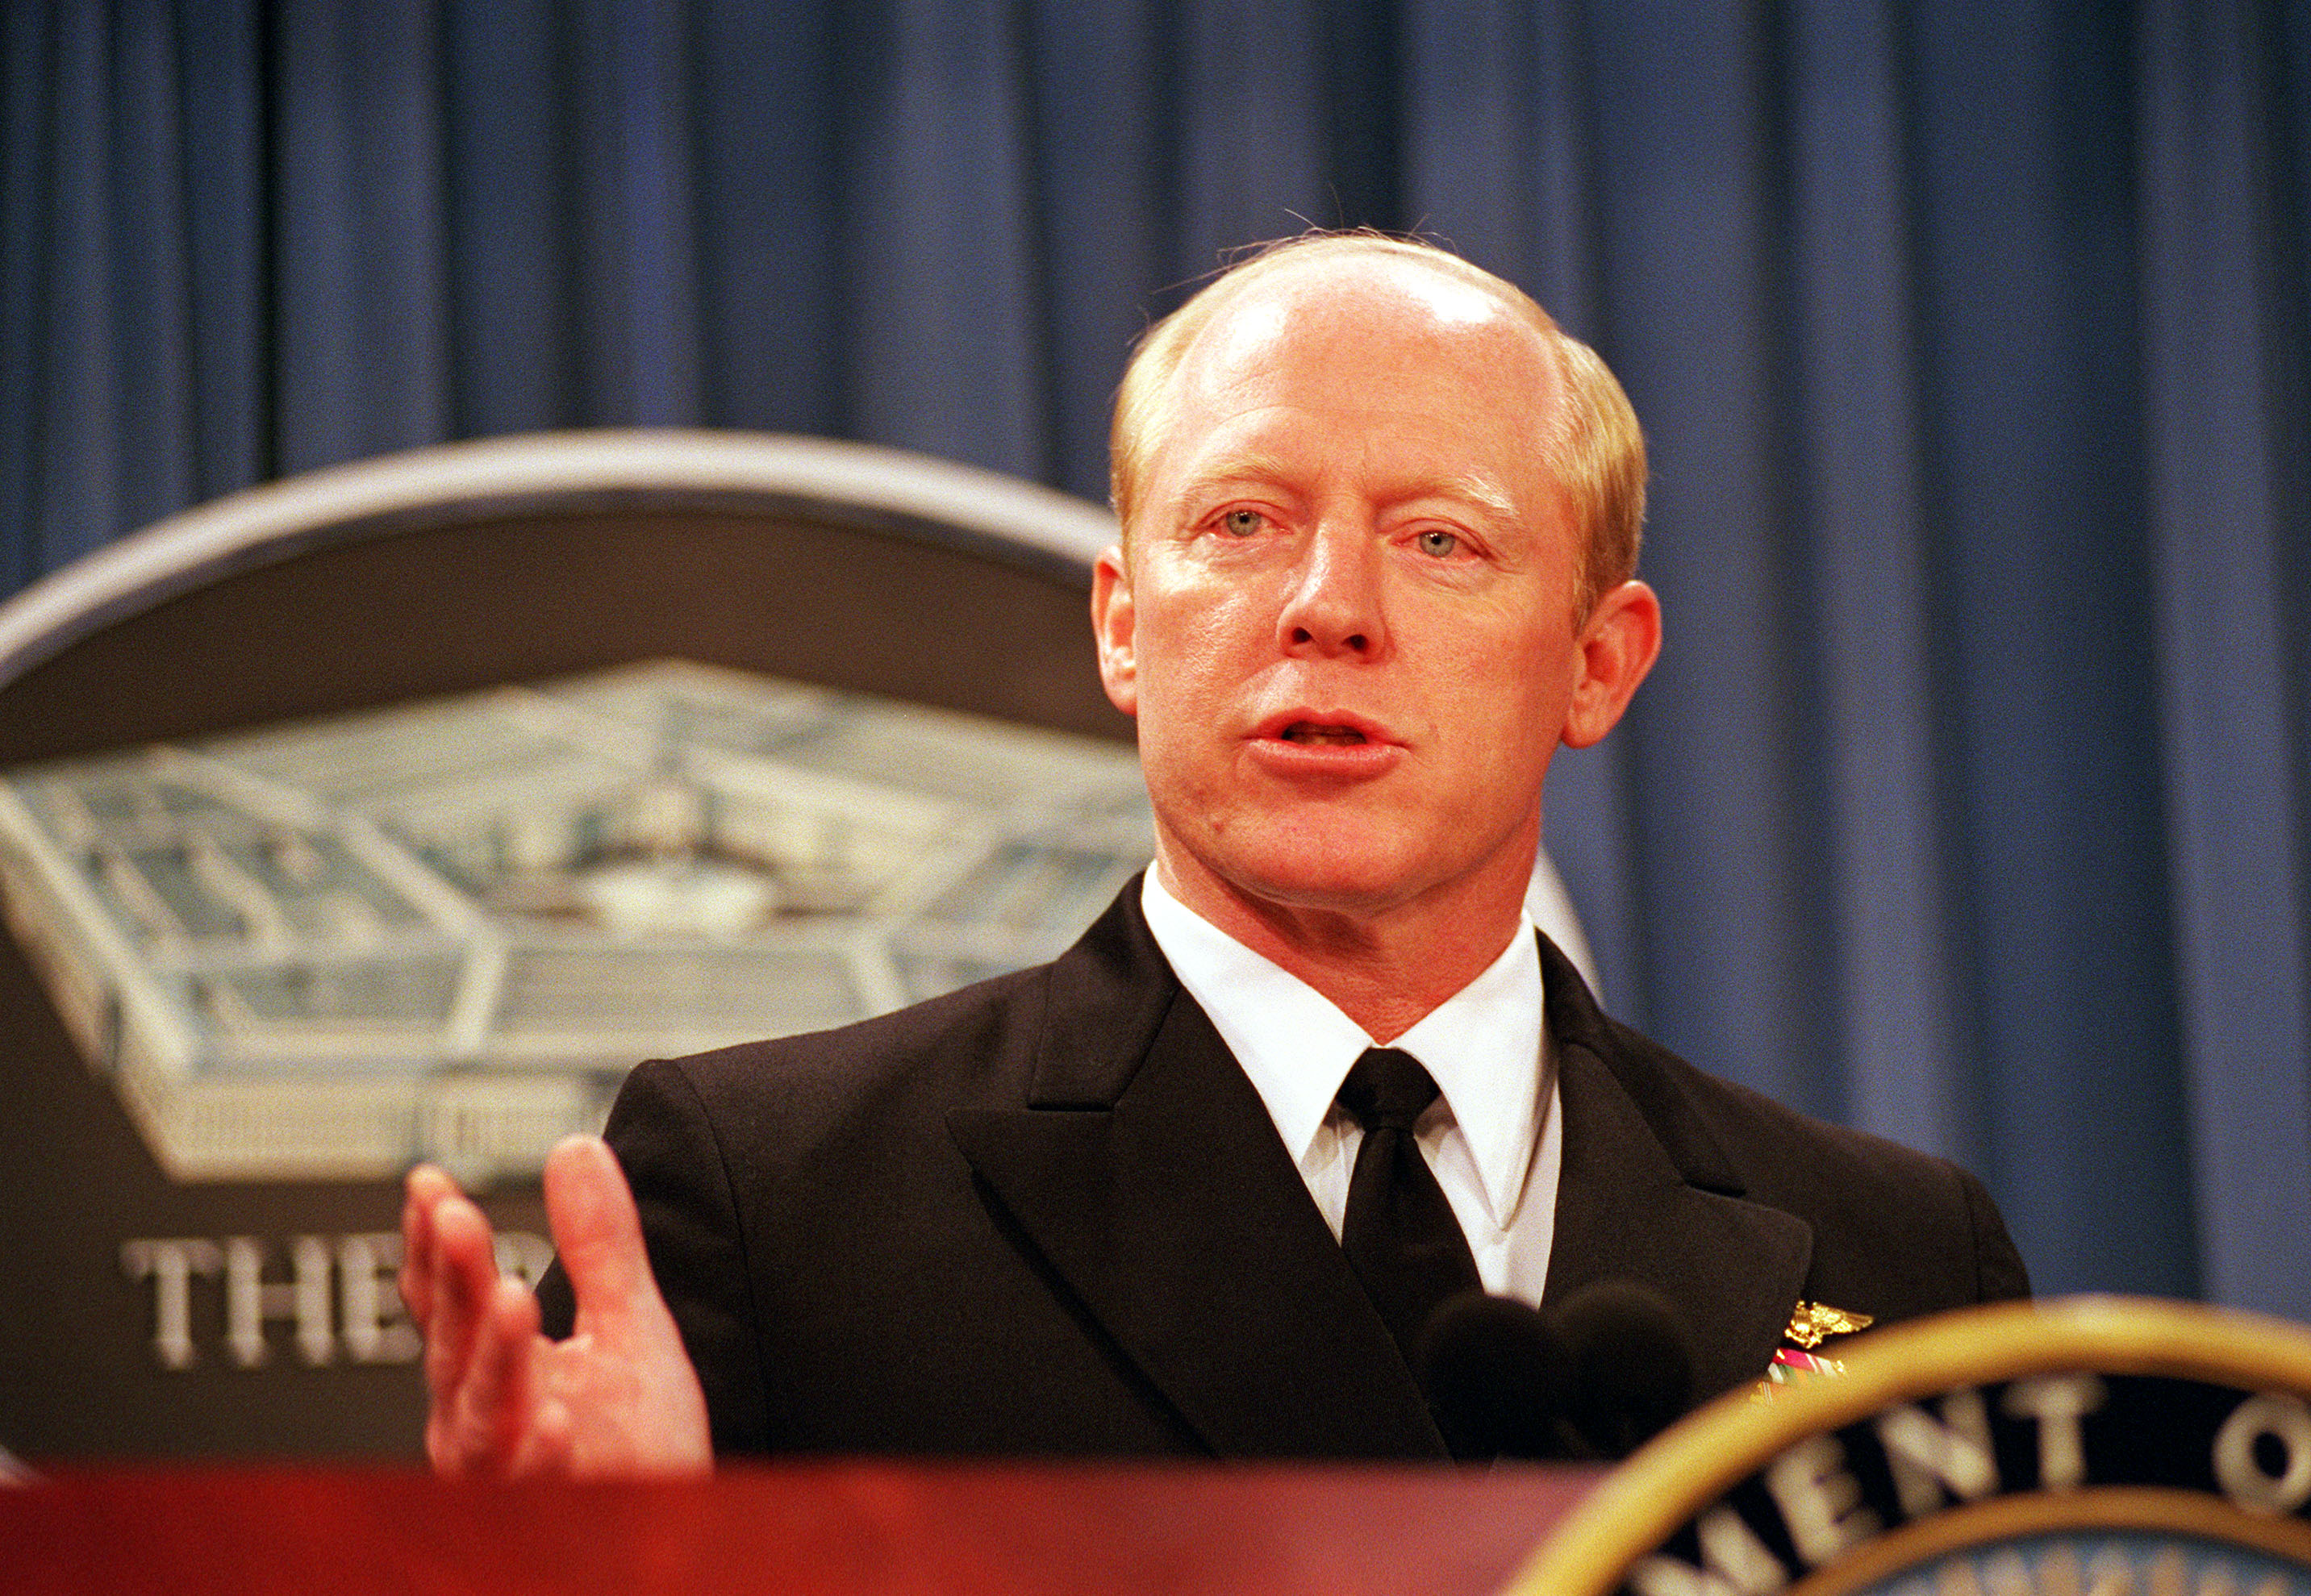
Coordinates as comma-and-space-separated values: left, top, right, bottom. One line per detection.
1139, 869, 1546, 1228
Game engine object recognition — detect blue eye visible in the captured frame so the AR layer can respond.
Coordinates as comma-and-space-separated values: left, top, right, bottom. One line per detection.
1222, 509, 1264, 537
1416, 530, 1459, 557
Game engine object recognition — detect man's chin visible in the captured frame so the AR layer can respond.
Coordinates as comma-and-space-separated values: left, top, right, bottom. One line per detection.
1195, 844, 1473, 923
1153, 807, 1540, 930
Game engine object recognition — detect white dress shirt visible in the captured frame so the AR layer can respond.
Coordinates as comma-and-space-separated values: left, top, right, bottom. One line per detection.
1140, 871, 1562, 1305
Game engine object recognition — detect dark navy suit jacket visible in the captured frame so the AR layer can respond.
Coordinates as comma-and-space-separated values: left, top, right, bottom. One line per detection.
542, 881, 2029, 1456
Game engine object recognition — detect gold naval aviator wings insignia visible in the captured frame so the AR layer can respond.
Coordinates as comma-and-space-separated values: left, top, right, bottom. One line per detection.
1785, 1300, 1875, 1350
1764, 1302, 1879, 1389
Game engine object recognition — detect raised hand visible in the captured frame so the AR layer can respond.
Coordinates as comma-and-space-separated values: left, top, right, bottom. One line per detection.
400, 1136, 711, 1478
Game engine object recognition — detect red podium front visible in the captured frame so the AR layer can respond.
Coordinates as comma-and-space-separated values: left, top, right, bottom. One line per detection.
0, 1461, 1602, 1595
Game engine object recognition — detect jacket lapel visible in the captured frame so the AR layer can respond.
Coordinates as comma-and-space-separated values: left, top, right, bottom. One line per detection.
945, 895, 1811, 1449
945, 886, 1447, 1460
1537, 935, 1813, 1402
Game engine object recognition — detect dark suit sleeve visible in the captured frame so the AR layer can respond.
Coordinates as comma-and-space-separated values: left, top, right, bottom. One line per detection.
536, 1059, 774, 1454
1956, 1163, 2032, 1302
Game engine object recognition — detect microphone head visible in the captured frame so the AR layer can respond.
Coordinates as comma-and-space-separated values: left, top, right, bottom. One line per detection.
1416, 1290, 1568, 1462
1550, 1278, 1698, 1461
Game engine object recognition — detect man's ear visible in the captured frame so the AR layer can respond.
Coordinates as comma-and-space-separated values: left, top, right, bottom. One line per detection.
1562, 579, 1662, 749
1090, 544, 1140, 718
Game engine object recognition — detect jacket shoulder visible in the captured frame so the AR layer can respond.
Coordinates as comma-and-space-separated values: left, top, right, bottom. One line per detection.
1601, 1011, 1945, 1191
1566, 977, 2030, 1312
659, 957, 1054, 1123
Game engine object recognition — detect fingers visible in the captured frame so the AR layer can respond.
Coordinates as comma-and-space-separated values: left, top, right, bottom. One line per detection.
542, 1136, 656, 1327
404, 1162, 588, 1480
428, 1276, 561, 1479
399, 1164, 460, 1328
416, 1187, 507, 1442
408, 1140, 703, 1480
461, 1277, 540, 1466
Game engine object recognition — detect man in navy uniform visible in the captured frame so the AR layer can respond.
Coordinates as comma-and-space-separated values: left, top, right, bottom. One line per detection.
403, 235, 2027, 1473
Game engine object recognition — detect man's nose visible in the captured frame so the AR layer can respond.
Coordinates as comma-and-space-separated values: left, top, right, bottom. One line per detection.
1276, 521, 1386, 657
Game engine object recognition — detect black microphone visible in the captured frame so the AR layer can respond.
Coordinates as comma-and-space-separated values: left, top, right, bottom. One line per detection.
1419, 1290, 1567, 1461
1550, 1278, 1696, 1461
1417, 1280, 1697, 1462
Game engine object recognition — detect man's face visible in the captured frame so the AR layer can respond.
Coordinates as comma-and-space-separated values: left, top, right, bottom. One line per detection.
1093, 254, 1639, 931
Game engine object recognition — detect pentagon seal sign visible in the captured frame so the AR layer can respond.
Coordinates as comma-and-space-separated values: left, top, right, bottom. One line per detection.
0, 660, 1153, 1185
1512, 1296, 2311, 1596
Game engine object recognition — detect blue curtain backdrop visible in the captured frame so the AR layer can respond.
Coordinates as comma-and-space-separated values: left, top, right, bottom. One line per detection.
4, 0, 2306, 1316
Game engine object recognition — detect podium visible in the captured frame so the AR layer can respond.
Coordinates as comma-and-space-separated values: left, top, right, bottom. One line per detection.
0, 1461, 1604, 1595
10, 1300, 2311, 1594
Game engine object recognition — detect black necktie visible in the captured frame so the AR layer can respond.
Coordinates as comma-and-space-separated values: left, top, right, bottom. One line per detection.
1336, 1047, 1483, 1373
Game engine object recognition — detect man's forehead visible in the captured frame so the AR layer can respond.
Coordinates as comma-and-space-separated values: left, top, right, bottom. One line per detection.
1151, 254, 1560, 474
1115, 244, 1573, 550
1188, 249, 1537, 370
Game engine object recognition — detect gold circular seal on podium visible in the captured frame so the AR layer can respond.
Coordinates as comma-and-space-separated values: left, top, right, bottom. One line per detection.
1510, 1296, 2311, 1596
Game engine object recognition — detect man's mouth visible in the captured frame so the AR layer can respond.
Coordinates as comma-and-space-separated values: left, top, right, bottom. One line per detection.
1279, 723, 1369, 746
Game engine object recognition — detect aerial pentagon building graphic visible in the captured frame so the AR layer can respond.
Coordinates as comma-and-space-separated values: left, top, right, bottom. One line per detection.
0, 661, 1152, 1184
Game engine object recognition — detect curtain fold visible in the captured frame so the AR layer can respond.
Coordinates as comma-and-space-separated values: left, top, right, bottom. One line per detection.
5, 0, 2306, 1317
2139, 0, 2311, 1316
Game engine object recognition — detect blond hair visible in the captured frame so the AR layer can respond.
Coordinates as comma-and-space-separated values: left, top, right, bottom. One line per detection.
1108, 234, 1646, 609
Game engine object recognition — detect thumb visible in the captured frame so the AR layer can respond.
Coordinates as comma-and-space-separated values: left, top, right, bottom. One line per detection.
542, 1136, 658, 1327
